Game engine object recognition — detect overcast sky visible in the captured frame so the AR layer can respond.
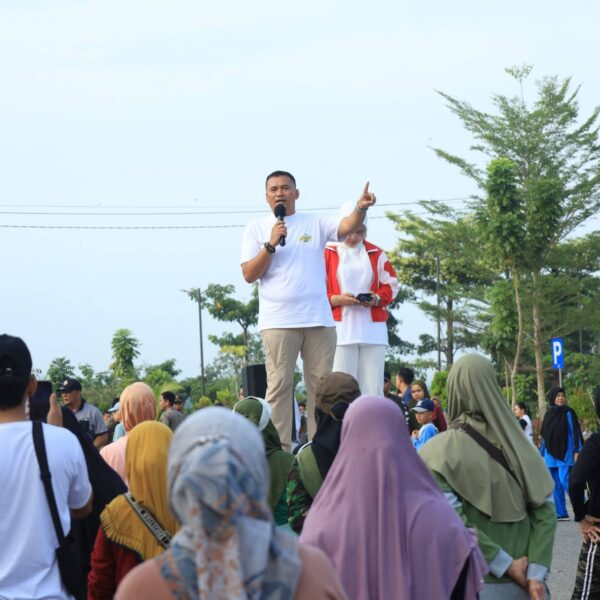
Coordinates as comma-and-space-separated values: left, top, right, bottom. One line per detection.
2, 0, 599, 380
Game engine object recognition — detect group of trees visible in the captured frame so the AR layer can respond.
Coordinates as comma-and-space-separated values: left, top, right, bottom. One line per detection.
46, 329, 192, 412
390, 66, 600, 420
44, 67, 600, 426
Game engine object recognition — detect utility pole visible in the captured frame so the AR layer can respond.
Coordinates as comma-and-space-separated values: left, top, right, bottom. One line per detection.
197, 287, 206, 398
436, 255, 441, 371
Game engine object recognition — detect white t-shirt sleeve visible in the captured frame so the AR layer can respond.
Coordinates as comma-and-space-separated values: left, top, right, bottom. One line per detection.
68, 440, 92, 510
241, 221, 262, 264
320, 215, 342, 243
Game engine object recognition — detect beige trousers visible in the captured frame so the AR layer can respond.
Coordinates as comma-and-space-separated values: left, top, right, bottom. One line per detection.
261, 327, 336, 450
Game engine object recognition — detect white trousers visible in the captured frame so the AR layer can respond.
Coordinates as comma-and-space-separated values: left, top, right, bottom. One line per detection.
332, 343, 387, 397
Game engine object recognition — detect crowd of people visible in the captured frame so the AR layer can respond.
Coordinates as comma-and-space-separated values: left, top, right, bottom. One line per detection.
2, 171, 599, 599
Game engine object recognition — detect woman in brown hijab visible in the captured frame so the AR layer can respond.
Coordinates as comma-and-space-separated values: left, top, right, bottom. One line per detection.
287, 372, 361, 533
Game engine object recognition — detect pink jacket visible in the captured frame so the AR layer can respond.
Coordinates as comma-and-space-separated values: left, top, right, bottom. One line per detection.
325, 241, 399, 322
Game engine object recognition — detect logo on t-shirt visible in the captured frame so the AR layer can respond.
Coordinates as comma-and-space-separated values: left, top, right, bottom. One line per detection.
299, 234, 312, 243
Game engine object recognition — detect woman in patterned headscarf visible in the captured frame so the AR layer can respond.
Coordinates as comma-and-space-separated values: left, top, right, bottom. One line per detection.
115, 408, 347, 600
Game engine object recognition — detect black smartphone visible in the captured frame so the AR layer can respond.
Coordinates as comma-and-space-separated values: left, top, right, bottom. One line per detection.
29, 380, 53, 421
355, 293, 374, 303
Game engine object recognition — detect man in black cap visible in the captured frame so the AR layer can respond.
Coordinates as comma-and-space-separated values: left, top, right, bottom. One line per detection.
173, 393, 185, 413
59, 378, 108, 449
0, 334, 92, 598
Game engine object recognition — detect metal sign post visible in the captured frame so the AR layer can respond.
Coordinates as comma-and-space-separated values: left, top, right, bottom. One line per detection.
551, 337, 564, 386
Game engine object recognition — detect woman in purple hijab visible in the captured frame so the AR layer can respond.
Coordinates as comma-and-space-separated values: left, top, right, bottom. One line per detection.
300, 395, 487, 600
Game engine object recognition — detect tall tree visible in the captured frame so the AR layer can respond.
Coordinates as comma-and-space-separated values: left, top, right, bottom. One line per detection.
142, 359, 182, 398
385, 294, 416, 364
110, 328, 140, 379
482, 158, 526, 401
186, 284, 260, 367
388, 202, 494, 366
434, 67, 600, 416
46, 356, 75, 389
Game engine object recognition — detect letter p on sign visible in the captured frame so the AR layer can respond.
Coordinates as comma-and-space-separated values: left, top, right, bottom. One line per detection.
551, 337, 564, 369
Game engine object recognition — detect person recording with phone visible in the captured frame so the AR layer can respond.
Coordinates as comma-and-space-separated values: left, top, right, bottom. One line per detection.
241, 170, 375, 450
325, 219, 399, 396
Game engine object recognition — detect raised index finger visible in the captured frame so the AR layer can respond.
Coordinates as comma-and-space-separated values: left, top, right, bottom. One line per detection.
362, 181, 370, 196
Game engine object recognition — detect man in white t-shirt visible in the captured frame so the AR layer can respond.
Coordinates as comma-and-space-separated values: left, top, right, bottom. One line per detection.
0, 334, 93, 600
241, 170, 376, 448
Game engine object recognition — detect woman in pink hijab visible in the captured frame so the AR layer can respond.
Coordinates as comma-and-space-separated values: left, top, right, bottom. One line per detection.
100, 382, 157, 484
300, 395, 487, 600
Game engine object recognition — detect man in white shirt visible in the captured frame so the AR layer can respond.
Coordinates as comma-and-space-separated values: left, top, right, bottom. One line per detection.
241, 171, 375, 448
0, 334, 92, 600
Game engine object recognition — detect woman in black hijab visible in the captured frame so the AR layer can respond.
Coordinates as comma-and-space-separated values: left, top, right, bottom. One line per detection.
569, 386, 600, 598
286, 372, 361, 533
540, 386, 584, 520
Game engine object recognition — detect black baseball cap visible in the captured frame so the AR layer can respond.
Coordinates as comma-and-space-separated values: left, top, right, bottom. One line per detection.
0, 334, 32, 381
59, 378, 82, 393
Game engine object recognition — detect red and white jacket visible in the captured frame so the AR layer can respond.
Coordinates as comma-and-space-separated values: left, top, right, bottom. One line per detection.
324, 240, 400, 322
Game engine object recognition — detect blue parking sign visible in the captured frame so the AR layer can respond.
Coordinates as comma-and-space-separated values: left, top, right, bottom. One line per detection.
551, 337, 564, 369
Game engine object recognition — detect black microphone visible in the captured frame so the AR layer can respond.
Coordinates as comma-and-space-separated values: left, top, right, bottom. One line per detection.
274, 204, 286, 247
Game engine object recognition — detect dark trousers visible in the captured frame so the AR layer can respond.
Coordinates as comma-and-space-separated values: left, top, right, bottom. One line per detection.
572, 539, 600, 599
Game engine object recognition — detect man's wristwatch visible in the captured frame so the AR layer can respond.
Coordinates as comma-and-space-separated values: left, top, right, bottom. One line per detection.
264, 242, 276, 254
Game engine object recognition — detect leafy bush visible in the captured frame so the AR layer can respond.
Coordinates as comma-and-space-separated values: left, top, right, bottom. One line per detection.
567, 388, 598, 433
194, 396, 213, 410
430, 371, 448, 408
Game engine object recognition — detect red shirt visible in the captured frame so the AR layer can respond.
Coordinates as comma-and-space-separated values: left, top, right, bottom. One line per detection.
88, 527, 140, 600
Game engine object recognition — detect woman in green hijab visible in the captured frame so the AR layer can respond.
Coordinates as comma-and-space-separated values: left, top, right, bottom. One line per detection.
419, 354, 556, 599
233, 396, 294, 527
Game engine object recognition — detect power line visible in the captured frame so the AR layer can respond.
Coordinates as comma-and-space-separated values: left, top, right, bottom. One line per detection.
0, 224, 246, 230
0, 210, 471, 230
0, 198, 470, 217
0, 197, 471, 211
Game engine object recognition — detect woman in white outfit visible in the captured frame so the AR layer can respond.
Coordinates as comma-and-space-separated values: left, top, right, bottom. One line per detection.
324, 223, 399, 396
513, 402, 535, 445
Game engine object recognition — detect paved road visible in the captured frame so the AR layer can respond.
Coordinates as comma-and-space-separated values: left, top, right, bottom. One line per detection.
547, 516, 581, 600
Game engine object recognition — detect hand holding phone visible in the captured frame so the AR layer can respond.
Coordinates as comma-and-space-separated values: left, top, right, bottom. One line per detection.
29, 380, 53, 421
355, 293, 374, 303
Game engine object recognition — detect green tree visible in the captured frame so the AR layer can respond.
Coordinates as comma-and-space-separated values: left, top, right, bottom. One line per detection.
388, 203, 494, 367
144, 359, 181, 378
185, 284, 260, 368
216, 388, 236, 408
194, 396, 213, 410
434, 67, 600, 416
178, 376, 203, 405
482, 158, 526, 402
430, 370, 449, 408
140, 359, 180, 395
110, 328, 140, 380
384, 295, 416, 364
46, 357, 75, 389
